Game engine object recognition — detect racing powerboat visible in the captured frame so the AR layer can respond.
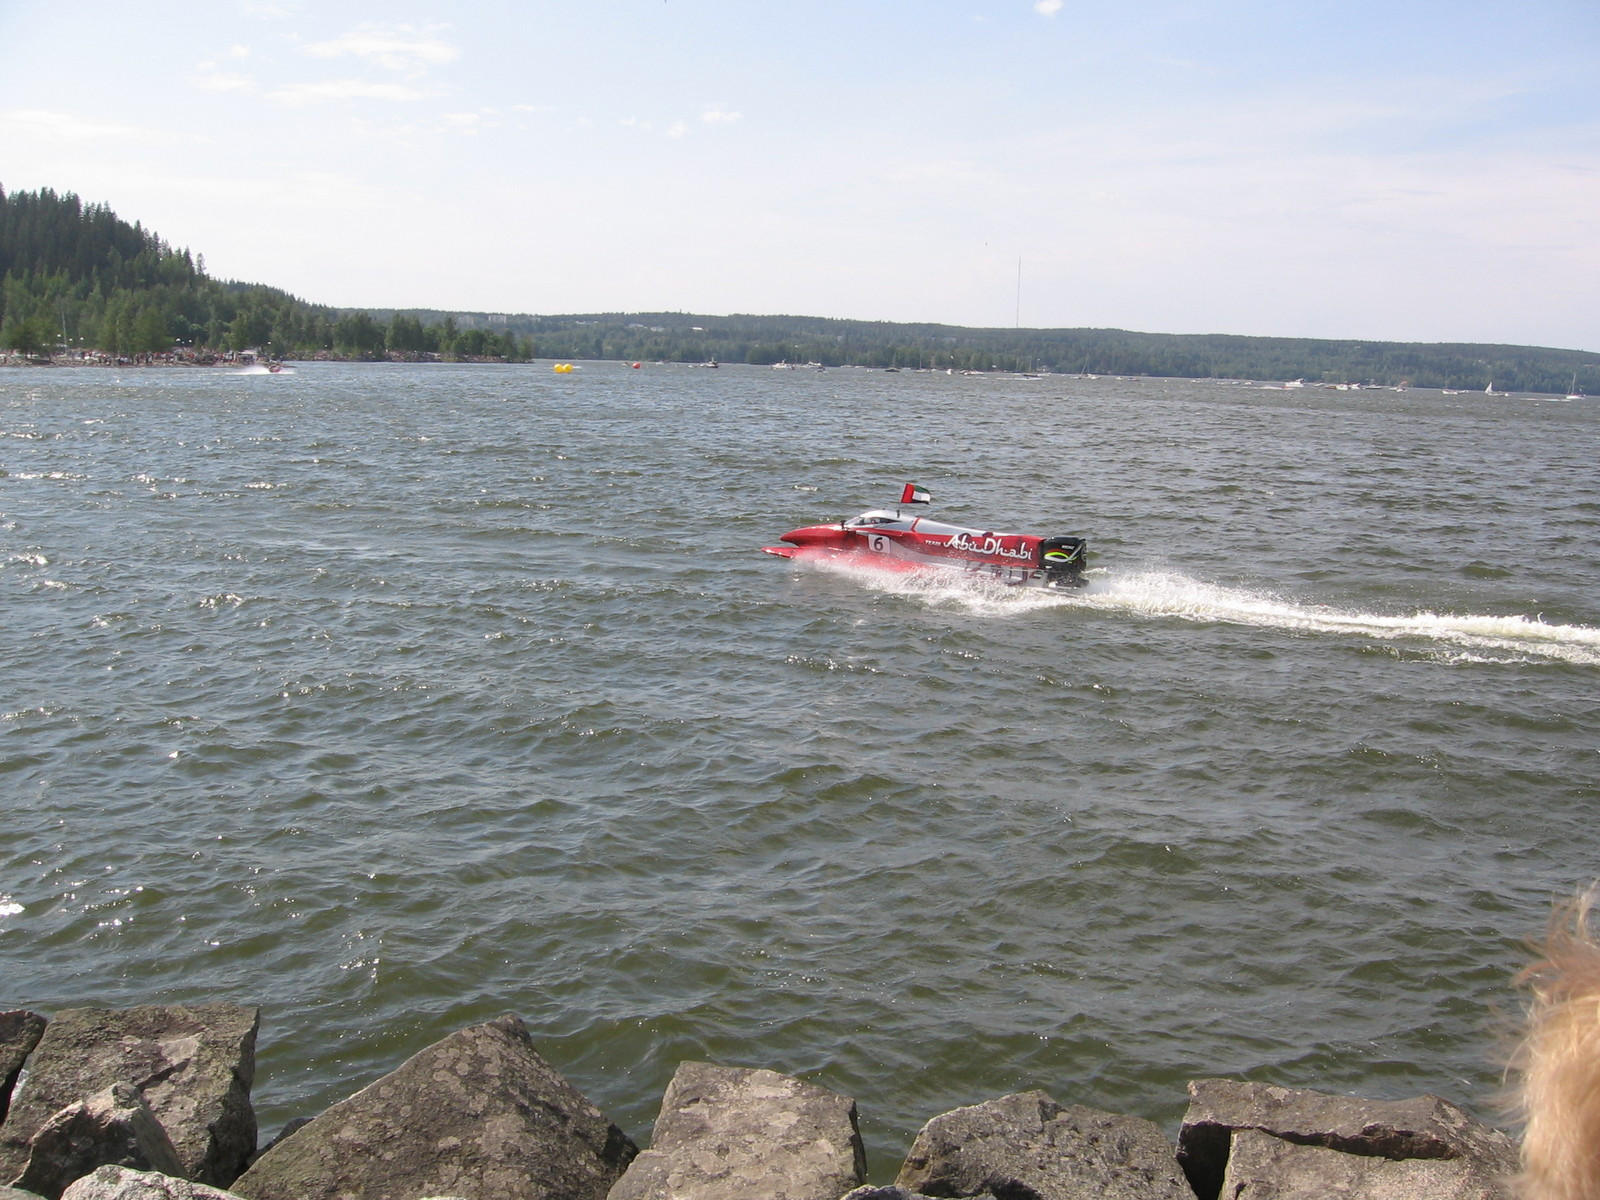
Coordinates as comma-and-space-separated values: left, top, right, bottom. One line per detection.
763, 484, 1089, 589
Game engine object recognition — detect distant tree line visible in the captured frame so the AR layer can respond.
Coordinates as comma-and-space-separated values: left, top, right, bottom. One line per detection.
433, 312, 1597, 394
4, 186, 1597, 392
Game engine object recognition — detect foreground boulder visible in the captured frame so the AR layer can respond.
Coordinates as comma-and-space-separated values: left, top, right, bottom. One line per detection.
0, 1006, 258, 1191
230, 1014, 635, 1200
1176, 1080, 1519, 1200
1218, 1127, 1515, 1199
59, 1166, 245, 1200
606, 1062, 866, 1200
0, 1012, 47, 1126
895, 1090, 1192, 1200
13, 1083, 184, 1200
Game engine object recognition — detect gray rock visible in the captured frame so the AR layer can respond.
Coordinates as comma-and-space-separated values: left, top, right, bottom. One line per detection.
59, 1166, 246, 1200
230, 1013, 635, 1200
839, 1189, 996, 1200
895, 1090, 1191, 1200
0, 1186, 47, 1200
13, 1083, 185, 1200
1, 1012, 48, 1126
1217, 1127, 1515, 1199
607, 1062, 866, 1200
1177, 1080, 1520, 1200
0, 1006, 258, 1190
246, 1120, 309, 1164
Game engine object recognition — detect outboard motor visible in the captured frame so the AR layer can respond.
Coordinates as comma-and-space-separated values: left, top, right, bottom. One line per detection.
1039, 536, 1088, 587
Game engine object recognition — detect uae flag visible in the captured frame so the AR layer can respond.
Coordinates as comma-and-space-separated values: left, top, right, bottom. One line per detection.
900, 483, 931, 505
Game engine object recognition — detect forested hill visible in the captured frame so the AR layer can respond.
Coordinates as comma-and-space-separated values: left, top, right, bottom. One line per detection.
403, 310, 1600, 393
3, 186, 1597, 391
0, 186, 527, 362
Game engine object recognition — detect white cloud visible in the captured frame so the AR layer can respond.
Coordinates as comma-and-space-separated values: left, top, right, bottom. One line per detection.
666, 121, 688, 139
346, 117, 422, 147
193, 68, 257, 93
443, 112, 491, 134
0, 109, 156, 143
826, 90, 1600, 342
267, 80, 437, 105
302, 24, 459, 74
702, 106, 743, 124
133, 170, 387, 212
1034, 0, 1063, 15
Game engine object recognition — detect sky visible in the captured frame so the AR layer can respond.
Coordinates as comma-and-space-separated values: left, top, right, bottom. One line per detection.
1, 0, 1597, 349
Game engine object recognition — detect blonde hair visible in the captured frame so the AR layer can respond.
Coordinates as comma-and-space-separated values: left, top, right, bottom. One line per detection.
1514, 890, 1600, 1200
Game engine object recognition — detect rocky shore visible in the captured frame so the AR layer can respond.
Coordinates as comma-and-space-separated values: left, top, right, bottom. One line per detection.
0, 1005, 1520, 1200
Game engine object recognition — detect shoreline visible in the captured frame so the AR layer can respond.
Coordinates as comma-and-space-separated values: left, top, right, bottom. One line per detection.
0, 350, 518, 369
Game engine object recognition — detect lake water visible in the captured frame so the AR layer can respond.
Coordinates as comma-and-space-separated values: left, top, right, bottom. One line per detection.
3, 361, 1597, 1178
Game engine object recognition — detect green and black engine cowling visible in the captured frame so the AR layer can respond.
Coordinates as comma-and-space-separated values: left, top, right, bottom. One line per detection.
1039, 535, 1088, 586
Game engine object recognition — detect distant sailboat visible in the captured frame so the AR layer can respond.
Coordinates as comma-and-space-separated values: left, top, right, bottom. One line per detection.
1566, 373, 1585, 401
1485, 381, 1496, 395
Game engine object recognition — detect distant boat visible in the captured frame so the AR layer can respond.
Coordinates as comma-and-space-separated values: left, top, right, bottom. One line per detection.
1566, 373, 1585, 401
1284, 379, 1306, 389
1485, 381, 1496, 395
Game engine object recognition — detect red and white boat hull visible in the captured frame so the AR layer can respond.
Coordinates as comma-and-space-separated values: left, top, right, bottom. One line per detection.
763, 507, 1088, 589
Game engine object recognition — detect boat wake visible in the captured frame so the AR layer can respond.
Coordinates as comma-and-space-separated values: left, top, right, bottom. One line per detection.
799, 558, 1600, 665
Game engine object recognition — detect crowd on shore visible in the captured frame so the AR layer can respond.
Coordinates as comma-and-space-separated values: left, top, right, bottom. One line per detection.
0, 348, 277, 369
